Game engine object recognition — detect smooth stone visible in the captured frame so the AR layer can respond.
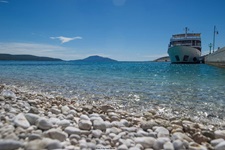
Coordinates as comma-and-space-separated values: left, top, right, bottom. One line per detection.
61, 105, 70, 114
57, 119, 70, 128
153, 137, 170, 150
211, 138, 225, 147
154, 126, 170, 137
71, 139, 79, 145
0, 125, 15, 135
93, 119, 106, 131
89, 113, 100, 118
37, 117, 53, 130
80, 114, 90, 120
108, 112, 119, 117
68, 109, 76, 115
121, 127, 137, 132
28, 100, 38, 105
188, 142, 207, 150
136, 130, 149, 137
0, 96, 5, 101
14, 113, 30, 129
87, 142, 96, 149
134, 137, 156, 148
78, 119, 92, 130
79, 139, 87, 149
1, 90, 16, 99
70, 134, 81, 140
0, 139, 23, 150
202, 131, 215, 139
192, 132, 209, 144
215, 141, 225, 150
106, 127, 122, 134
140, 120, 158, 131
26, 138, 63, 150
123, 139, 135, 148
28, 134, 42, 141
44, 128, 68, 142
66, 114, 74, 120
4, 132, 19, 140
28, 107, 40, 114
173, 140, 185, 150
50, 108, 61, 115
64, 127, 81, 135
100, 105, 115, 112
129, 146, 141, 150
90, 116, 104, 123
120, 119, 130, 127
215, 130, 225, 139
110, 115, 120, 121
118, 144, 128, 150
171, 132, 193, 142
92, 129, 102, 138
25, 113, 40, 125
49, 117, 60, 125
163, 141, 174, 150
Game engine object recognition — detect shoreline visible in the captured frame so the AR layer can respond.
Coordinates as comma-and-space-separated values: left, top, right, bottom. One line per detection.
1, 83, 225, 149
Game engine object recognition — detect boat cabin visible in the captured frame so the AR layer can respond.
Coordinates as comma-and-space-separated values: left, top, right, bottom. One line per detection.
169, 33, 201, 51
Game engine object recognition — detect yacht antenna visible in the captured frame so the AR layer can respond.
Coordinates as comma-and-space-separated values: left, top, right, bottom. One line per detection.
185, 27, 189, 38
212, 25, 218, 52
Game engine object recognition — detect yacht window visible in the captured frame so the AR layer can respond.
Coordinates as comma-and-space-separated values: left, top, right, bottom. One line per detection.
175, 55, 180, 61
183, 55, 189, 61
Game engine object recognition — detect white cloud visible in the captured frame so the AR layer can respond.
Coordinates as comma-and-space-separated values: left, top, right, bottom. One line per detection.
50, 36, 82, 44
0, 0, 8, 3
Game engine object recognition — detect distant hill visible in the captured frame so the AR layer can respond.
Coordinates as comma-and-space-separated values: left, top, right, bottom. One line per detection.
73, 55, 117, 62
0, 54, 62, 61
154, 56, 170, 62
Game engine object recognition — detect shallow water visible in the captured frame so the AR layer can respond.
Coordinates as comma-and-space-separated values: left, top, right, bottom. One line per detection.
1, 61, 225, 124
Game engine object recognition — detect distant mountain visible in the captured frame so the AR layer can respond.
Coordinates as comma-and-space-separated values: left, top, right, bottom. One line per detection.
0, 54, 62, 61
73, 55, 117, 62
154, 56, 170, 62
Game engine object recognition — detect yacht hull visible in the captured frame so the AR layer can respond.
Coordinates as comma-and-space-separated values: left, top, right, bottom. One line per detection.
168, 46, 201, 64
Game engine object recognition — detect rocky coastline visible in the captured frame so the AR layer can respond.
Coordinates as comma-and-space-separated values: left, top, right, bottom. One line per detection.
1, 84, 225, 150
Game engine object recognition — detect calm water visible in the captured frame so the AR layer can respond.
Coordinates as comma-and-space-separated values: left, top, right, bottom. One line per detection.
1, 61, 225, 124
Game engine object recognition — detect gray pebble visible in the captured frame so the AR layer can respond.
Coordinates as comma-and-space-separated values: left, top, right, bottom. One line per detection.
57, 119, 70, 128
173, 139, 185, 150
14, 113, 30, 129
44, 128, 68, 142
50, 108, 61, 115
65, 126, 81, 135
37, 117, 53, 130
0, 139, 23, 150
163, 141, 174, 150
211, 138, 225, 147
61, 105, 70, 115
92, 129, 102, 138
215, 141, 225, 150
25, 113, 40, 125
78, 119, 92, 130
93, 119, 106, 131
215, 130, 225, 140
134, 137, 156, 148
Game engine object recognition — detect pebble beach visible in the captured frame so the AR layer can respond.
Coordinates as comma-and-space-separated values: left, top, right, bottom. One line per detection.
1, 84, 225, 150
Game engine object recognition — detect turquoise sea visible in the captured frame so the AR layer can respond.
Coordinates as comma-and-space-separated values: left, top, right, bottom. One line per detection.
1, 61, 225, 124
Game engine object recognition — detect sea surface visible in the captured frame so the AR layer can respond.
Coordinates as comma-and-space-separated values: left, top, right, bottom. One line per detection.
1, 61, 225, 125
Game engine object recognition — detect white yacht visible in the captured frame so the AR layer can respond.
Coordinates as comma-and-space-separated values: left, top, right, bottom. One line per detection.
168, 28, 201, 63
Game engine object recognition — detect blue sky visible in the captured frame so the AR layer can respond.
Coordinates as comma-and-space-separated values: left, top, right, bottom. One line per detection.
0, 0, 225, 61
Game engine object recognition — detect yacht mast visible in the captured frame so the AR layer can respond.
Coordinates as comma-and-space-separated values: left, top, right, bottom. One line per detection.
185, 27, 189, 38
213, 25, 216, 52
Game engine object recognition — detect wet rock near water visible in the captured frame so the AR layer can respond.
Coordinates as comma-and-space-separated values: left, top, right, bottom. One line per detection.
1, 84, 225, 149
